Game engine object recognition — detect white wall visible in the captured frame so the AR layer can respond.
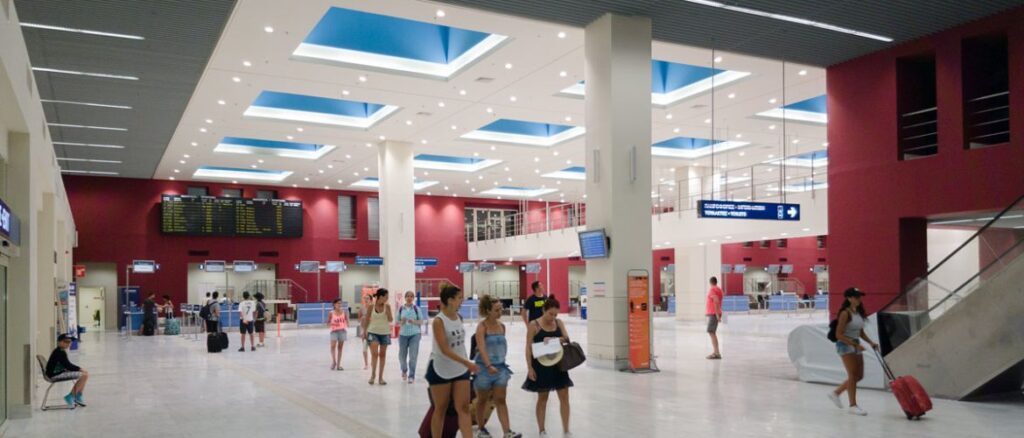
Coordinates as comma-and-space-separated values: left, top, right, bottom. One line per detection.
339, 266, 380, 308
926, 228, 980, 310
75, 263, 117, 330
186, 263, 276, 304
463, 265, 518, 298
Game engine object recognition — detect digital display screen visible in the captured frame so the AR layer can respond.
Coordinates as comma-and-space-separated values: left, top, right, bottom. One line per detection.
325, 261, 347, 273
132, 260, 157, 273
203, 261, 226, 272
733, 264, 746, 273
297, 261, 320, 273
161, 195, 302, 237
781, 264, 794, 274
766, 264, 781, 274
578, 229, 609, 259
478, 262, 496, 272
233, 261, 256, 273
457, 262, 476, 273
524, 263, 541, 274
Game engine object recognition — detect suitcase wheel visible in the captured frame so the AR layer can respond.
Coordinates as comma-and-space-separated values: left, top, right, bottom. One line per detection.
904, 411, 913, 420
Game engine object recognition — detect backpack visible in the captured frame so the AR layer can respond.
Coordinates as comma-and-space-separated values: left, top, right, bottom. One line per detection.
199, 302, 211, 320
256, 302, 266, 321
826, 309, 845, 342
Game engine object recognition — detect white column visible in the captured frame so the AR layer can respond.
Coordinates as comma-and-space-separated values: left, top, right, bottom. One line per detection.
377, 141, 416, 300
583, 13, 652, 370
675, 244, 722, 321
6, 132, 38, 418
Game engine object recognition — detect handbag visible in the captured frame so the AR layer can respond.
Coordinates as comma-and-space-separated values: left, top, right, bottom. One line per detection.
558, 341, 586, 371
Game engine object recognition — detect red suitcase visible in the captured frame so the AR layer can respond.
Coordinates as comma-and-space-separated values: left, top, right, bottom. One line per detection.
876, 351, 932, 420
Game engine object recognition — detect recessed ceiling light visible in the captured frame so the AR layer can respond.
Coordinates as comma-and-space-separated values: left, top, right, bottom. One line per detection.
769, 98, 778, 104
443, 186, 449, 191
286, 135, 294, 140
169, 176, 175, 180
566, 159, 572, 165
296, 127, 304, 132
503, 167, 509, 172
353, 172, 360, 176
292, 184, 298, 188
768, 124, 776, 130
485, 107, 493, 114
251, 165, 258, 169
427, 192, 432, 196
337, 179, 343, 184
264, 26, 274, 33
490, 145, 496, 151
205, 118, 213, 124
179, 160, 186, 164
735, 133, 743, 138
673, 127, 680, 133
173, 169, 180, 173
704, 118, 711, 124
798, 69, 808, 76
421, 139, 428, 144
504, 63, 513, 69
358, 75, 367, 82
199, 128, 207, 133
217, 99, 226, 105
342, 90, 350, 96
473, 152, 480, 157
405, 120, 413, 126
459, 89, 467, 96
232, 76, 241, 83
559, 70, 567, 77
437, 101, 446, 108
553, 151, 560, 156
714, 56, 723, 63
464, 179, 470, 184
190, 141, 198, 146
450, 125, 458, 130
768, 154, 775, 158
52, 141, 126, 149
665, 113, 673, 120
727, 93, 736, 99
20, 22, 145, 40
534, 169, 540, 174
471, 188, 476, 192
345, 154, 351, 159
326, 164, 332, 168
822, 141, 830, 147
378, 135, 386, 141
792, 139, 800, 144
509, 96, 517, 102
363, 167, 369, 172
435, 9, 446, 18
557, 31, 567, 39
534, 157, 540, 162
556, 180, 562, 185
365, 143, 373, 148
739, 151, 746, 157
40, 99, 132, 110
564, 116, 572, 122
304, 177, 310, 181
242, 60, 252, 67
478, 175, 484, 180
183, 154, 191, 158
506, 177, 512, 182
32, 67, 138, 81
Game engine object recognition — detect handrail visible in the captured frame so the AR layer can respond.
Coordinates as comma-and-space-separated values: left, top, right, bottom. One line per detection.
880, 193, 1024, 311
926, 238, 1024, 313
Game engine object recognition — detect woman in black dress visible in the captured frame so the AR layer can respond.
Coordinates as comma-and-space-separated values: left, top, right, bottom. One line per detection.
523, 297, 573, 436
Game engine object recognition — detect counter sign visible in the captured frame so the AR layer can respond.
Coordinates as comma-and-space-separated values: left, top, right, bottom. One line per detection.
698, 200, 801, 221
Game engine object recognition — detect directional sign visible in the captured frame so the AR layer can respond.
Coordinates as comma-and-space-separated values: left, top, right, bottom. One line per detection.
697, 200, 801, 221
355, 256, 384, 266
415, 257, 438, 266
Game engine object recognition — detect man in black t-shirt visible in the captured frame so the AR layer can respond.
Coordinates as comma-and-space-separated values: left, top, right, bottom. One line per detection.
522, 281, 547, 325
141, 293, 157, 335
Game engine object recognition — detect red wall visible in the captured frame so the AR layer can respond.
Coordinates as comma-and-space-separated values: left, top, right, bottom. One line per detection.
65, 176, 516, 306
827, 8, 1024, 313
721, 237, 827, 296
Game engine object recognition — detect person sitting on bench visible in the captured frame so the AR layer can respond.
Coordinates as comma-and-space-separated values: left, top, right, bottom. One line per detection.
46, 334, 89, 407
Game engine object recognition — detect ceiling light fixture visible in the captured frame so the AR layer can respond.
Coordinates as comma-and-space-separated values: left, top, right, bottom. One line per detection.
169, 177, 175, 180
798, 69, 808, 76
296, 127, 304, 132
450, 125, 458, 130
264, 26, 274, 33
681, 0, 893, 42
438, 101, 446, 107
378, 135, 386, 141
232, 76, 241, 83
727, 93, 736, 99
358, 75, 367, 82
459, 89, 467, 96
242, 60, 252, 67
559, 70, 567, 77
714, 56, 723, 63
20, 22, 145, 40
342, 90, 350, 96
32, 67, 137, 81
436, 9, 446, 18
405, 120, 413, 125
217, 100, 226, 105
199, 128, 207, 133
768, 124, 776, 130
485, 107, 493, 114
673, 127, 680, 133
557, 31, 567, 39
504, 63, 513, 69
286, 135, 294, 140
769, 98, 778, 104
509, 96, 517, 102
56, 157, 123, 164
40, 99, 132, 110
704, 118, 711, 124
665, 113, 673, 120
52, 141, 125, 149
48, 122, 126, 131
489, 145, 496, 151
204, 118, 213, 124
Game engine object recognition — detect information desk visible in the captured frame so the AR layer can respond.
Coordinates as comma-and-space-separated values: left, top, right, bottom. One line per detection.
123, 310, 144, 332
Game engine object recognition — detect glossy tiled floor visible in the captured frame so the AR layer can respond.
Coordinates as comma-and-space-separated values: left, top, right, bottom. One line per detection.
4, 314, 1022, 437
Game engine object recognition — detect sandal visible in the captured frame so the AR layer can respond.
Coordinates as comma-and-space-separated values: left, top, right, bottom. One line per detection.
379, 380, 388, 386
368, 379, 375, 385
706, 353, 722, 360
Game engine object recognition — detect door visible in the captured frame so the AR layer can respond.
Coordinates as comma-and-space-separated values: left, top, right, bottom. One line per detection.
79, 287, 105, 329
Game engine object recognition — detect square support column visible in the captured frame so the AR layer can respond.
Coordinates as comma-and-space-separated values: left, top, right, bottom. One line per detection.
583, 13, 652, 370
377, 141, 416, 300
675, 244, 722, 321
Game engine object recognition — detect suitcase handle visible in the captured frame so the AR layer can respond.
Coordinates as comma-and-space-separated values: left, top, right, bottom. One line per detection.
872, 348, 896, 382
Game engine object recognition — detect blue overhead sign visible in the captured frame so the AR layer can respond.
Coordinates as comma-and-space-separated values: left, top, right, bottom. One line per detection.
697, 200, 801, 221
415, 257, 438, 266
355, 256, 384, 266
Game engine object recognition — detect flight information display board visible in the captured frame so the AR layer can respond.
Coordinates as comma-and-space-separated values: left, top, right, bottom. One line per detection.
161, 195, 302, 237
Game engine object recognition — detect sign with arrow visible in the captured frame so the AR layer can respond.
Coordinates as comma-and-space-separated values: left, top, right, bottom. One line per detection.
697, 200, 801, 221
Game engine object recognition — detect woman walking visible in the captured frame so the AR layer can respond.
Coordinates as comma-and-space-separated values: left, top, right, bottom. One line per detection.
474, 295, 521, 438
328, 298, 349, 370
523, 298, 573, 437
398, 290, 424, 384
362, 288, 393, 385
427, 285, 479, 438
828, 287, 879, 416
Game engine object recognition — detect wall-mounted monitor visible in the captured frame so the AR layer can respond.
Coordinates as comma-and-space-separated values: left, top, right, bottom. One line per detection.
578, 229, 610, 259
812, 264, 828, 274
325, 261, 347, 273
457, 262, 477, 273
132, 260, 158, 273
297, 261, 319, 273
766, 264, 781, 274
233, 261, 256, 273
524, 263, 542, 274
478, 262, 497, 272
733, 264, 746, 273
202, 260, 226, 273
780, 264, 794, 274
721, 264, 733, 274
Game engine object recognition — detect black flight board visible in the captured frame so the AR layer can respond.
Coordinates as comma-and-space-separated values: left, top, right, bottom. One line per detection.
161, 195, 302, 237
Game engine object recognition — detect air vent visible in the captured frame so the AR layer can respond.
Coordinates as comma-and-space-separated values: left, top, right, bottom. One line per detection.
475, 76, 495, 83
415, 111, 432, 117
818, 258, 827, 263
779, 258, 788, 262
259, 251, 279, 257
660, 256, 671, 261
568, 256, 581, 262
188, 250, 210, 256
339, 251, 357, 257
742, 257, 753, 262
690, 104, 708, 109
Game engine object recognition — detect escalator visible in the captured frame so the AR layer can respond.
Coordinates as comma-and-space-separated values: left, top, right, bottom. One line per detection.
878, 195, 1024, 400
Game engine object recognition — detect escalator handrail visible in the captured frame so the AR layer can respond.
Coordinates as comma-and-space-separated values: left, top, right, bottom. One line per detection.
926, 238, 1024, 314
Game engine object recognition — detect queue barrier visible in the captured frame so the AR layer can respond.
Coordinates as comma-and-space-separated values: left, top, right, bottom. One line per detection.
722, 295, 750, 312
459, 299, 480, 320
297, 302, 348, 325
768, 294, 799, 311
218, 303, 240, 328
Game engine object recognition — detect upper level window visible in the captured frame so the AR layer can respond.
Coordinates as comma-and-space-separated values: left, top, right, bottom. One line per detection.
963, 33, 1009, 149
255, 190, 277, 200
338, 195, 356, 240
222, 188, 242, 198
897, 52, 938, 160
187, 186, 208, 196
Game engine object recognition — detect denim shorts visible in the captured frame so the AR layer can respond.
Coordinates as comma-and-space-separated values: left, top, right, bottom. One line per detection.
366, 332, 391, 346
473, 363, 512, 390
836, 341, 861, 356
330, 329, 347, 342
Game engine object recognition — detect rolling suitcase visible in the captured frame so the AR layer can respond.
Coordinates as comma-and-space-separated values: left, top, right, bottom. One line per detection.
207, 332, 222, 353
418, 388, 459, 438
164, 318, 180, 335
875, 350, 932, 420
217, 331, 229, 350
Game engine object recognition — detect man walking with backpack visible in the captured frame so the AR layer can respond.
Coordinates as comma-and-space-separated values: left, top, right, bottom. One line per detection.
200, 292, 221, 333
397, 290, 424, 384
238, 291, 257, 352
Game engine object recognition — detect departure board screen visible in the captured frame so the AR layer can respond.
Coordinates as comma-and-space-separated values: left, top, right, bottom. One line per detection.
161, 195, 302, 237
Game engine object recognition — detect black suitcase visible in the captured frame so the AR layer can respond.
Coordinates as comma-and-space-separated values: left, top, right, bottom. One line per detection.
217, 332, 229, 350
207, 333, 223, 353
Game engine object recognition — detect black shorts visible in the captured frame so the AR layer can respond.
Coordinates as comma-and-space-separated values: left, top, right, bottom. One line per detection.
706, 315, 719, 333
254, 320, 265, 333
425, 361, 470, 386
240, 321, 254, 334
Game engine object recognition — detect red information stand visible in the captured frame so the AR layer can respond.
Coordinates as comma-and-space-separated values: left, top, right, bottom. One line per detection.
627, 270, 658, 373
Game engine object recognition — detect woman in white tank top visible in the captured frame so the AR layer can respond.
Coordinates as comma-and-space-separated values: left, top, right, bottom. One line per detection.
829, 287, 879, 417
427, 285, 480, 438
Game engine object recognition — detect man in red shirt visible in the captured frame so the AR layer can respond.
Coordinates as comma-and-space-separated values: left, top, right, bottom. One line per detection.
706, 277, 724, 359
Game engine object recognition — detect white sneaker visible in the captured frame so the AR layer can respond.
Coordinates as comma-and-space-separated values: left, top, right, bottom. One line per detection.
503, 431, 522, 438
848, 405, 868, 416
539, 432, 548, 438
828, 392, 843, 409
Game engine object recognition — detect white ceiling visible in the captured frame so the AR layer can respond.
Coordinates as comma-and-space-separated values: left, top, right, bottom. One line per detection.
156, 0, 827, 203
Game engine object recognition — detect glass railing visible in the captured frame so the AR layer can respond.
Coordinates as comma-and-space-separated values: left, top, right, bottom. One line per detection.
878, 194, 1024, 354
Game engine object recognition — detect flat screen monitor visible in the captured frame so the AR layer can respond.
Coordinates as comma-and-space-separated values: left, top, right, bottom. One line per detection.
721, 264, 733, 274
202, 260, 226, 273
812, 264, 828, 274
457, 262, 477, 273
132, 260, 157, 273
780, 264, 794, 274
524, 263, 542, 274
733, 264, 746, 273
297, 261, 319, 273
578, 229, 609, 259
478, 262, 497, 272
233, 261, 256, 273
766, 264, 781, 274
325, 261, 347, 273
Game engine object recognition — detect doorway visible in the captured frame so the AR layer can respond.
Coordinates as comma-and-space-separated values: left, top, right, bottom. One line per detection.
79, 287, 105, 330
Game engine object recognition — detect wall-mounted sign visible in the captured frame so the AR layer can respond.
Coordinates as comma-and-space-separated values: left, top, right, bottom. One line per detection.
297, 261, 320, 273
0, 197, 18, 244
456, 262, 476, 273
202, 260, 226, 273
132, 260, 158, 273
697, 200, 801, 221
74, 265, 87, 278
523, 263, 542, 274
325, 261, 347, 273
415, 257, 438, 266
355, 256, 384, 266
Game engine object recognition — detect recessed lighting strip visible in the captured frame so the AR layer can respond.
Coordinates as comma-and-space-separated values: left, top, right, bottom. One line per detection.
32, 67, 139, 81
52, 141, 126, 149
682, 0, 893, 42
20, 22, 145, 40
60, 169, 120, 175
48, 123, 127, 131
40, 99, 132, 110
56, 157, 123, 164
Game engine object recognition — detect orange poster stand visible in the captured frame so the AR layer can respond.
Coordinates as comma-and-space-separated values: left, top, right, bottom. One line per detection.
626, 270, 659, 373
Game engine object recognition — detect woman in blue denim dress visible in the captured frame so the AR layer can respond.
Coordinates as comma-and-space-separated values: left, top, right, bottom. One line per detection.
473, 295, 521, 438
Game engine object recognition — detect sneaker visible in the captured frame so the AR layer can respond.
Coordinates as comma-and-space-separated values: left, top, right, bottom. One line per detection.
848, 405, 868, 416
63, 393, 76, 407
477, 428, 492, 438
402, 372, 407, 381
238, 347, 245, 352
539, 432, 548, 438
503, 431, 522, 438
251, 346, 256, 352
408, 377, 415, 384
828, 392, 843, 409
74, 393, 87, 407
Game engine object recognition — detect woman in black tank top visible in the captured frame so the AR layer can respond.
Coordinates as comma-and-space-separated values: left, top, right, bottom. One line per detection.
523, 297, 573, 435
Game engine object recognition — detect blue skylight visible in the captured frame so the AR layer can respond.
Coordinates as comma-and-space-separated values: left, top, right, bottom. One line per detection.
757, 94, 828, 124
349, 177, 438, 191
542, 166, 586, 181
193, 166, 293, 182
244, 91, 399, 129
413, 154, 501, 172
559, 59, 750, 107
214, 137, 336, 160
479, 186, 559, 198
462, 119, 585, 147
651, 136, 751, 159
293, 7, 508, 79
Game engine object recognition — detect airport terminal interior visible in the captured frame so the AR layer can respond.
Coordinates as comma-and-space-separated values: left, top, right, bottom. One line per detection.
1, 1, 1023, 437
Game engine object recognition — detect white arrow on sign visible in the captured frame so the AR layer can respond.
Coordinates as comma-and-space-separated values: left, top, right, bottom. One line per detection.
787, 207, 798, 218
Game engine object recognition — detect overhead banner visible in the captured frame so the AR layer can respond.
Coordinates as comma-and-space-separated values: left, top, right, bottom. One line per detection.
627, 271, 651, 370
697, 200, 801, 221
355, 256, 384, 266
